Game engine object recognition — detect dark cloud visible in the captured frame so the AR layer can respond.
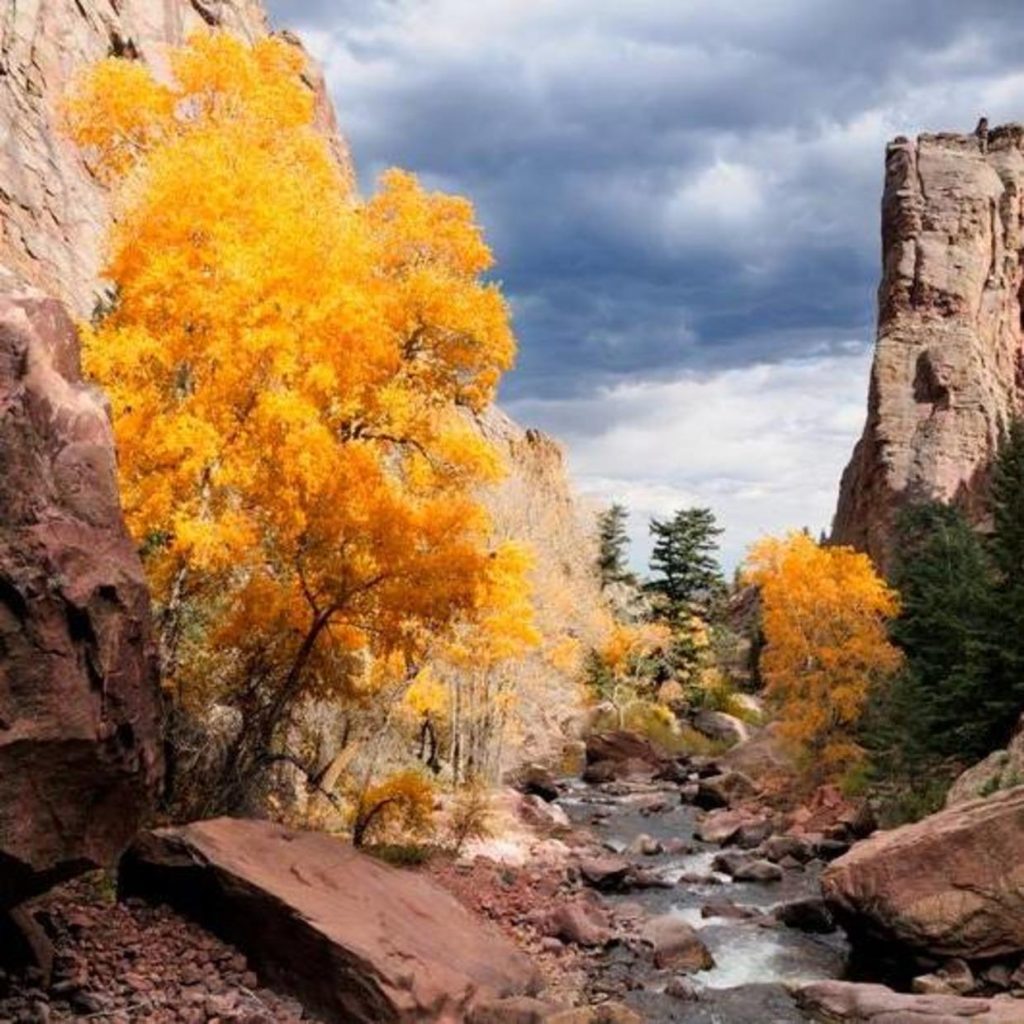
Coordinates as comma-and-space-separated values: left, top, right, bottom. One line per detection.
264, 0, 1024, 403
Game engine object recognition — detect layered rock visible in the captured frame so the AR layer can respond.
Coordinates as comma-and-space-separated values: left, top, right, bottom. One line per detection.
0, 0, 350, 314
120, 818, 541, 1024
833, 124, 1024, 571
822, 785, 1024, 960
0, 286, 161, 909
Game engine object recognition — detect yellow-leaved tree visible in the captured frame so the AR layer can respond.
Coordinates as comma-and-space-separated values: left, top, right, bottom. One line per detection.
65, 32, 523, 809
743, 532, 901, 781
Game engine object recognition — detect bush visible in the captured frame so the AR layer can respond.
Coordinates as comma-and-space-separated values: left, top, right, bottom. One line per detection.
364, 842, 436, 868
445, 783, 493, 856
350, 770, 436, 848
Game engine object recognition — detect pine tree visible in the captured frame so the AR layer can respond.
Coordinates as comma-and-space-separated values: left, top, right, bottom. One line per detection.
647, 507, 725, 612
880, 503, 996, 764
988, 418, 1024, 737
596, 503, 634, 588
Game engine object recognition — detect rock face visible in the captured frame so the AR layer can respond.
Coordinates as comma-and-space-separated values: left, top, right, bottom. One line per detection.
0, 0, 350, 316
0, 287, 161, 909
120, 818, 541, 1024
474, 408, 604, 774
822, 785, 1024, 960
833, 124, 1024, 572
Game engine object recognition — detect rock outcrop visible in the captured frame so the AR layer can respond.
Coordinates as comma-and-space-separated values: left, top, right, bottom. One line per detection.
822, 785, 1024, 960
796, 981, 1021, 1023
120, 818, 541, 1024
833, 124, 1024, 571
946, 714, 1024, 806
0, 286, 161, 910
0, 0, 350, 315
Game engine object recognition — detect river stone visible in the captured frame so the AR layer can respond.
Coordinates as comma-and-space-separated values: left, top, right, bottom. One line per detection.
627, 833, 663, 856
578, 855, 631, 891
694, 771, 757, 810
732, 859, 783, 883
641, 915, 715, 972
539, 900, 611, 948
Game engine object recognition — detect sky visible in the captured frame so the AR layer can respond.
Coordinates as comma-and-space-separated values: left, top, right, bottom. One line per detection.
266, 0, 1024, 570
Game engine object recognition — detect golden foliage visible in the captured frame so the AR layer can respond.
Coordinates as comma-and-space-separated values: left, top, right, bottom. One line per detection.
350, 770, 436, 848
743, 532, 901, 778
64, 33, 528, 797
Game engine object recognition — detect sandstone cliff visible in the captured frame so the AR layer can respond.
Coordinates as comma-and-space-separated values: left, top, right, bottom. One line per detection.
0, 0, 350, 313
476, 408, 605, 770
832, 124, 1024, 571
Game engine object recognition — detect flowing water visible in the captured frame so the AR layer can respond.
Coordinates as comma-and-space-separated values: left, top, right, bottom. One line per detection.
557, 780, 849, 1021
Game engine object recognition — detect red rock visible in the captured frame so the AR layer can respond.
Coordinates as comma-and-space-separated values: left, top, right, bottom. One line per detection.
120, 818, 540, 1023
0, 289, 162, 913
640, 915, 714, 973
584, 731, 663, 767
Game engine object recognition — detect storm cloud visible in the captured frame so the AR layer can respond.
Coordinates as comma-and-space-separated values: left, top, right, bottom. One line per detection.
265, 0, 1024, 565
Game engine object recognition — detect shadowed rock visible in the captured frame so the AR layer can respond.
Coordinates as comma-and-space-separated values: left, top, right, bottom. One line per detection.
0, 288, 161, 912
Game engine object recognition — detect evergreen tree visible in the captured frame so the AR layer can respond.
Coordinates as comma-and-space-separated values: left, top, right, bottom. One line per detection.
988, 418, 1024, 736
596, 503, 634, 588
877, 503, 996, 765
647, 507, 725, 612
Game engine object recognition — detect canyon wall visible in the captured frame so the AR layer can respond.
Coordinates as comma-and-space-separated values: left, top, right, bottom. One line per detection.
832, 124, 1024, 571
0, 0, 350, 313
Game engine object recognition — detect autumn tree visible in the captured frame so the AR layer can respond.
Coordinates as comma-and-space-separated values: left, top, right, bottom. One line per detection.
65, 33, 523, 808
743, 532, 901, 781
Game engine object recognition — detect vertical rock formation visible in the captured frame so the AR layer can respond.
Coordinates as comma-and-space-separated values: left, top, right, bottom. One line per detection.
0, 0, 350, 314
0, 285, 162, 909
475, 408, 605, 771
832, 124, 1024, 571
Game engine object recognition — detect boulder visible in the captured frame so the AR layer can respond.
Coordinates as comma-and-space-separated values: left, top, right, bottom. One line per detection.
695, 809, 748, 845
640, 915, 715, 972
517, 765, 561, 803
538, 900, 611, 948
517, 794, 571, 832
585, 731, 662, 768
694, 771, 757, 810
731, 859, 783, 883
626, 833, 662, 857
763, 834, 814, 864
119, 818, 540, 1024
0, 290, 162, 912
795, 980, 1021, 1022
692, 710, 750, 747
578, 855, 631, 892
822, 785, 1024, 960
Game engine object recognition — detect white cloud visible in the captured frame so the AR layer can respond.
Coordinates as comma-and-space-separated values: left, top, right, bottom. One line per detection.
507, 349, 872, 573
